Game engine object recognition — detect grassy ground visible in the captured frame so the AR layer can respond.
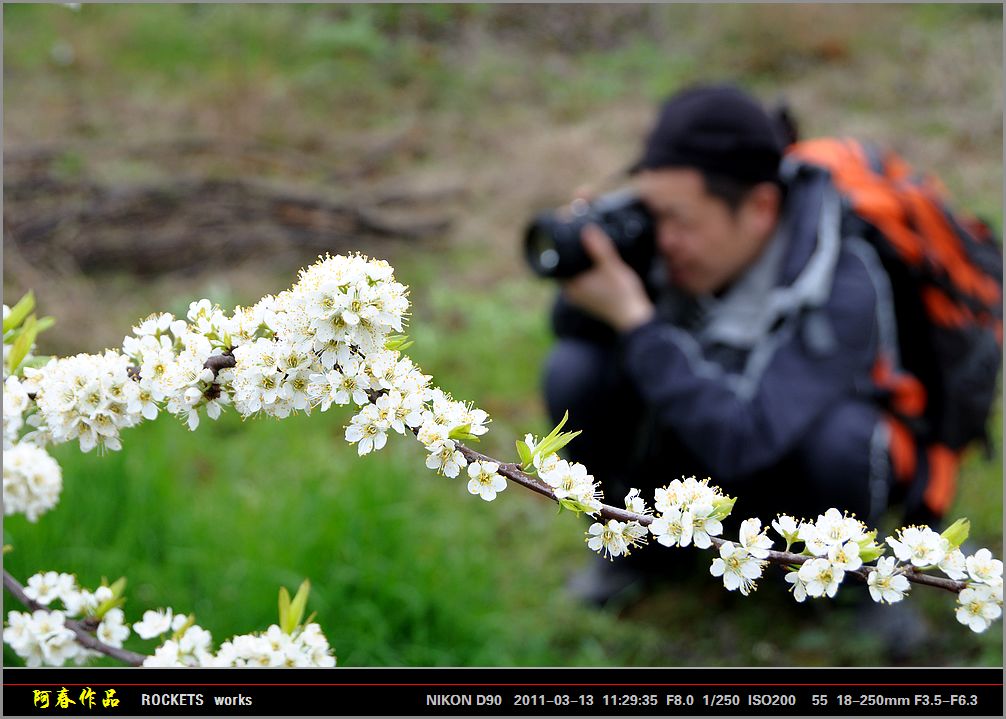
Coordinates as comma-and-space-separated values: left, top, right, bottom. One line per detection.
3, 4, 1002, 667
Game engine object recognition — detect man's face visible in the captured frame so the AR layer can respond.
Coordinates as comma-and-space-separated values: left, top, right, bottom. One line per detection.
635, 168, 778, 296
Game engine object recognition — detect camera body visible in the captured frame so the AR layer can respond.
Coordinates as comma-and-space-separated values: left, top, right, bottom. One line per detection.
524, 189, 656, 279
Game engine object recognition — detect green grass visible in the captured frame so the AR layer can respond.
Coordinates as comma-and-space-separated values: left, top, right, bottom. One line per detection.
7, 4, 996, 129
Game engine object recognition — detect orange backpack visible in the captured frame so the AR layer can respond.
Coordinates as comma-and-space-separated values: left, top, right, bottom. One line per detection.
788, 138, 1002, 521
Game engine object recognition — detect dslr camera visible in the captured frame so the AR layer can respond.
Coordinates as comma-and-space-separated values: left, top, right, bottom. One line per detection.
523, 189, 655, 279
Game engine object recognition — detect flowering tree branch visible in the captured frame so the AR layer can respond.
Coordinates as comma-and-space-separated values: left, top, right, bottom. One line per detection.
3, 253, 1001, 669
454, 444, 968, 594
3, 568, 146, 666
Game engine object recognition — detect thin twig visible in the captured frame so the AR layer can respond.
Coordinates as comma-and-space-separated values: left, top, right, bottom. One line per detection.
3, 569, 148, 666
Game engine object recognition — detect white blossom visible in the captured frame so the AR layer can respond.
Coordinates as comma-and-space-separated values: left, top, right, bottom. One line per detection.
649, 506, 693, 548
827, 540, 863, 572
466, 461, 506, 502
345, 404, 389, 456
798, 508, 868, 556
623, 488, 649, 515
586, 520, 629, 560
620, 521, 649, 555
710, 541, 764, 595
23, 571, 76, 606
424, 439, 466, 478
654, 476, 721, 513
3, 443, 63, 521
738, 517, 773, 559
886, 525, 947, 568
133, 608, 174, 639
784, 569, 809, 602
939, 548, 968, 581
965, 548, 1003, 586
143, 639, 184, 667
96, 608, 130, 648
771, 514, 799, 541
866, 556, 911, 604
688, 503, 723, 549
798, 558, 844, 598
955, 584, 1003, 633
3, 375, 30, 448
538, 459, 594, 501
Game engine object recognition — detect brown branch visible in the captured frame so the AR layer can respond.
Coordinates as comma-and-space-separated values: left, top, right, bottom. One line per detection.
3, 569, 147, 666
202, 350, 236, 377
451, 443, 969, 595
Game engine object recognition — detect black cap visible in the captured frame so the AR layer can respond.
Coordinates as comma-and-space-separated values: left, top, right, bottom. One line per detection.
631, 84, 785, 184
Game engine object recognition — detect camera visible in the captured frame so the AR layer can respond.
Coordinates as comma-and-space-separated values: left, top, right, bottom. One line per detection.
523, 189, 655, 279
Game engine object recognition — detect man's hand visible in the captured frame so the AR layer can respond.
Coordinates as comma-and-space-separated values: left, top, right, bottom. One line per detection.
562, 224, 655, 333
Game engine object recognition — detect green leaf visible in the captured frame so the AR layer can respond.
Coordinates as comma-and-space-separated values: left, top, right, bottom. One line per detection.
2, 544, 12, 555
516, 440, 533, 469
3, 291, 35, 334
940, 518, 970, 551
384, 334, 414, 352
536, 429, 582, 460
542, 410, 570, 444
109, 576, 128, 599
95, 597, 126, 619
8, 315, 38, 374
859, 543, 886, 563
448, 424, 473, 441
556, 497, 596, 516
288, 579, 311, 634
278, 586, 292, 632
19, 355, 53, 371
171, 614, 196, 641
94, 577, 128, 619
710, 495, 736, 521
34, 316, 55, 335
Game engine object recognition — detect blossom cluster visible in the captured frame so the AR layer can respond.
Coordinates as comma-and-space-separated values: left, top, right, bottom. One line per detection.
4, 254, 499, 522
4, 376, 30, 448
3, 570, 337, 668
769, 511, 1002, 632
535, 450, 603, 514
134, 608, 336, 668
586, 518, 649, 560
648, 476, 733, 550
518, 446, 629, 556
22, 350, 143, 453
884, 526, 1003, 632
3, 441, 63, 522
3, 255, 493, 667
776, 509, 876, 601
576, 480, 1002, 634
3, 572, 127, 667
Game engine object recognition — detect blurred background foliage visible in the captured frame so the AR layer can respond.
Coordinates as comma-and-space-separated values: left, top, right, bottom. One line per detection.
3, 3, 1002, 667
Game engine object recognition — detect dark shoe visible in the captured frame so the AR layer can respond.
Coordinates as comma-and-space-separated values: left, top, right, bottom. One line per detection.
856, 596, 931, 662
565, 556, 649, 609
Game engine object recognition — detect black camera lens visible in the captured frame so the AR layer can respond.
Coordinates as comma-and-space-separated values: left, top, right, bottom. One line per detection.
524, 214, 591, 279
527, 226, 562, 275
523, 190, 655, 279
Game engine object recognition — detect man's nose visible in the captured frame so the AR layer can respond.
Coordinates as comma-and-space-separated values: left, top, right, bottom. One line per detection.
657, 224, 682, 254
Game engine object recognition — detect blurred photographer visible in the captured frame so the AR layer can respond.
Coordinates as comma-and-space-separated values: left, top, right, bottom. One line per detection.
536, 85, 935, 605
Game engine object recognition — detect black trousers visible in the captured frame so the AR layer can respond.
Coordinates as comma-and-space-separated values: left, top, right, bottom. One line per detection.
543, 338, 892, 538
